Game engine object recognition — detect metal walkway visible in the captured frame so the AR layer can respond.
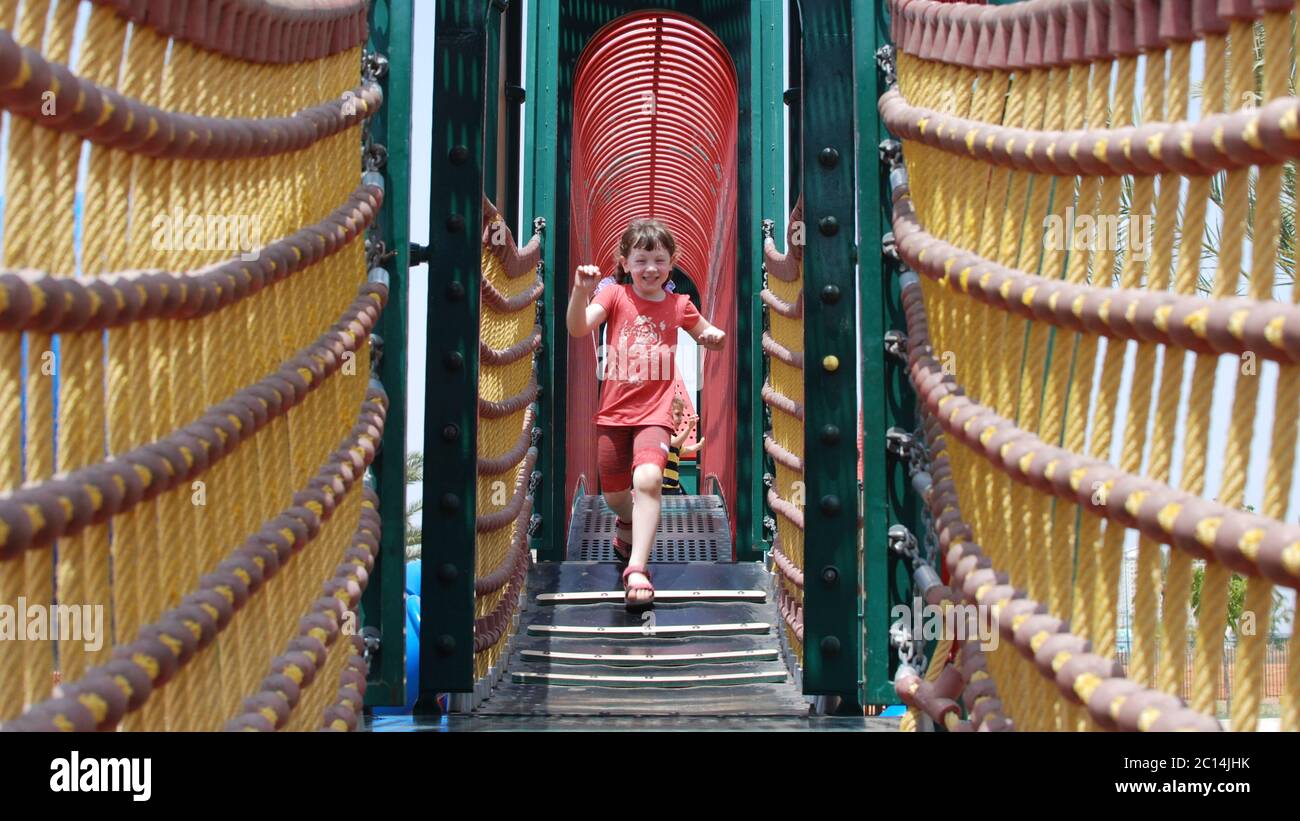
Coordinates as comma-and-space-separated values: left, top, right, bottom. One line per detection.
475, 561, 809, 717
565, 494, 732, 562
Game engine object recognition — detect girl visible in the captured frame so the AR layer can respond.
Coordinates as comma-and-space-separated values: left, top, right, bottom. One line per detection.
566, 218, 725, 611
662, 397, 704, 496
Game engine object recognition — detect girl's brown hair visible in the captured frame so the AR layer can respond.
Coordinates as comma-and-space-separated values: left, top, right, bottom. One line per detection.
614, 218, 677, 282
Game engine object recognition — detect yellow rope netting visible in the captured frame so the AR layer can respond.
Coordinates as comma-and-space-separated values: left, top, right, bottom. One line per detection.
891, 3, 1300, 732
1, 2, 378, 731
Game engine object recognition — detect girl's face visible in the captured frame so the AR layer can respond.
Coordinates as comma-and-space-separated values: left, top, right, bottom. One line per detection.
621, 244, 673, 297
672, 405, 683, 427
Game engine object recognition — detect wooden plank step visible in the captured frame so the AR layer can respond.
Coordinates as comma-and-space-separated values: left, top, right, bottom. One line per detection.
519, 648, 780, 666
511, 670, 789, 688
527, 622, 771, 638
535, 589, 766, 605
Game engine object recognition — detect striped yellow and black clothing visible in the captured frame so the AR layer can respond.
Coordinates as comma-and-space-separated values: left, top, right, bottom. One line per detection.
662, 445, 683, 494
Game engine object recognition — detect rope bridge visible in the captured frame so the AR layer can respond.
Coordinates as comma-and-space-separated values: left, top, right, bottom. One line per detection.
0, 0, 385, 731
761, 199, 807, 677
472, 200, 543, 699
884, 0, 1300, 731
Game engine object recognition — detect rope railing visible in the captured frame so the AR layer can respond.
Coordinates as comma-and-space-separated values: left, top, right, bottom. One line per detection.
886, 0, 1300, 732
0, 0, 383, 730
472, 199, 544, 686
760, 199, 807, 670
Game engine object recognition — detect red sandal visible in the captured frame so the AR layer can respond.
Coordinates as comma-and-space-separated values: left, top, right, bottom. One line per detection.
622, 564, 654, 613
612, 518, 633, 563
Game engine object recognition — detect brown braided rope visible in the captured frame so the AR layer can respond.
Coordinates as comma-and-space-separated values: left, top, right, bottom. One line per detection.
901, 274, 1223, 731
763, 433, 803, 474
761, 332, 804, 369
903, 299, 1300, 592
2, 392, 387, 731
92, 0, 369, 64
879, 83, 1300, 180
478, 404, 538, 476
769, 531, 804, 589
481, 275, 544, 314
474, 494, 534, 651
479, 373, 539, 420
476, 476, 536, 596
890, 0, 1259, 70
0, 31, 381, 159
761, 382, 804, 422
762, 195, 804, 282
891, 186, 1300, 364
480, 325, 542, 367
319, 647, 369, 732
475, 446, 539, 534
481, 198, 544, 280
0, 183, 382, 333
774, 570, 804, 643
224, 490, 379, 732
765, 487, 804, 532
0, 281, 387, 559
759, 288, 803, 320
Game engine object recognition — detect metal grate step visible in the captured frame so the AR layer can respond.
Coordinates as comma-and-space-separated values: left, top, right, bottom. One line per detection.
511, 670, 789, 688
518, 648, 780, 667
567, 495, 731, 561
535, 589, 766, 605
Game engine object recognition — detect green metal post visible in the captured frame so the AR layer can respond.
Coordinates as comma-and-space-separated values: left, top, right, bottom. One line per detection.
419, 0, 489, 706
798, 0, 860, 702
853, 0, 915, 705
523, 0, 563, 561
739, 0, 784, 563
362, 0, 413, 709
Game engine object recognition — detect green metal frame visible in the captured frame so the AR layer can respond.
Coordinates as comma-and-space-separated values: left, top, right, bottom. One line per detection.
798, 0, 861, 703
737, 0, 784, 562
418, 0, 490, 705
523, 0, 563, 560
852, 0, 913, 706
361, 0, 413, 709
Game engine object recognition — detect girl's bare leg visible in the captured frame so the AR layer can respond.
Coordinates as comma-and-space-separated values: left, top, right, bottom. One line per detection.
627, 463, 663, 604
602, 489, 634, 545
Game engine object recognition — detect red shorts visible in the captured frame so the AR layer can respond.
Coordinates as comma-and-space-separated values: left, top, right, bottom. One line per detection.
596, 424, 671, 493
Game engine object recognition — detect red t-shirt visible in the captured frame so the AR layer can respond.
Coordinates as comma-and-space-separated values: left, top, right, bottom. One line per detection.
592, 284, 702, 428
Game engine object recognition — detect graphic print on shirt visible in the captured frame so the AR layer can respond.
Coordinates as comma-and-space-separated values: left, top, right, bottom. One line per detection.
617, 314, 666, 384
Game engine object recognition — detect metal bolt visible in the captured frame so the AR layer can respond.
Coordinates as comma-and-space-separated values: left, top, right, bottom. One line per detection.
437, 563, 459, 582
447, 281, 466, 301
449, 145, 470, 164
820, 284, 841, 304
820, 425, 840, 445
444, 351, 464, 371
818, 147, 840, 168
823, 355, 839, 372
820, 495, 841, 516
821, 565, 839, 586
435, 635, 456, 656
818, 216, 839, 236
820, 636, 841, 656
446, 214, 466, 233
441, 423, 460, 441
440, 492, 461, 512
882, 231, 899, 262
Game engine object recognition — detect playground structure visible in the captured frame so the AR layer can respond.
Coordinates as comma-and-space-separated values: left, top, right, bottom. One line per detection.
1, 0, 1299, 732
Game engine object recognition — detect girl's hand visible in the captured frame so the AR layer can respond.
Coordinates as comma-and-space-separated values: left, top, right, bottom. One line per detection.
697, 327, 726, 351
574, 264, 602, 293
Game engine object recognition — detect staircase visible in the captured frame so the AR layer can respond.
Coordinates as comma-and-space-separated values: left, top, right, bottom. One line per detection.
474, 496, 809, 717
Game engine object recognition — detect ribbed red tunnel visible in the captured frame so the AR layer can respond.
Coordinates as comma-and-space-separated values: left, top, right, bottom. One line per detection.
565, 11, 739, 542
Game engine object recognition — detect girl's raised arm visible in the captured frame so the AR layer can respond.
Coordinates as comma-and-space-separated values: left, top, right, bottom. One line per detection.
566, 265, 609, 336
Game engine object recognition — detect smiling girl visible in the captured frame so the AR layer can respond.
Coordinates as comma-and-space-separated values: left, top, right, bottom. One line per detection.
565, 219, 725, 611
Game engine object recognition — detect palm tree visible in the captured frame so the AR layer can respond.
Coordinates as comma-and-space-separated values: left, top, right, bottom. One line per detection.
405, 452, 423, 561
